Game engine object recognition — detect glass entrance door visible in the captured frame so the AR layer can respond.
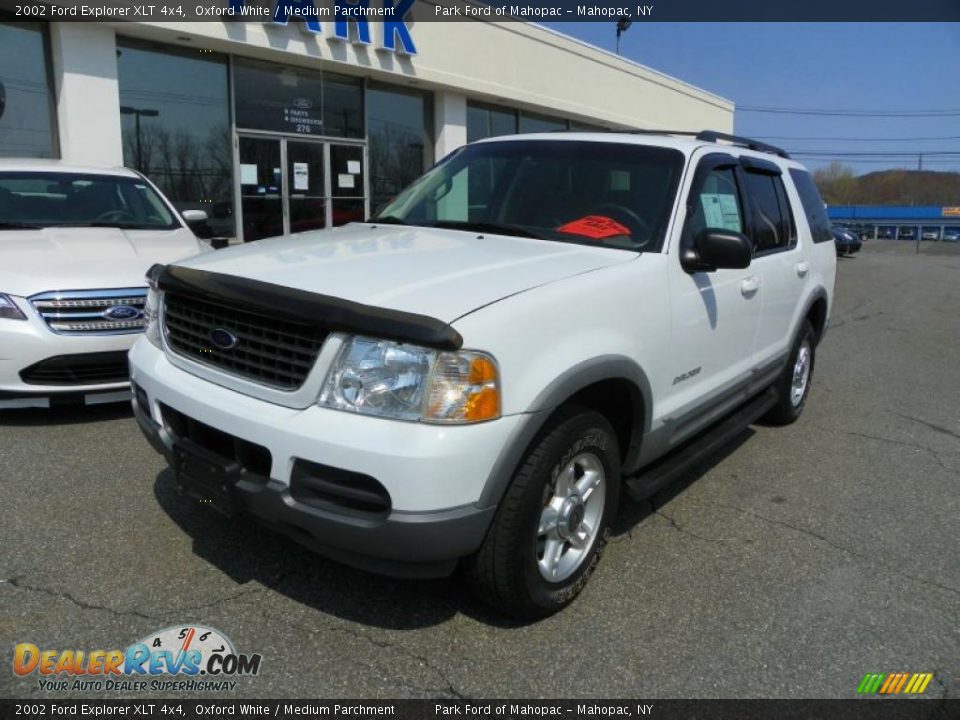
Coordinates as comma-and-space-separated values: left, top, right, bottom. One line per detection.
238, 135, 367, 242
287, 141, 326, 235
239, 136, 284, 242
329, 144, 366, 227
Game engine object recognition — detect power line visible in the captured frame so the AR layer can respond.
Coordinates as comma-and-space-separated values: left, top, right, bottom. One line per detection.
758, 134, 960, 142
790, 150, 960, 157
738, 106, 960, 117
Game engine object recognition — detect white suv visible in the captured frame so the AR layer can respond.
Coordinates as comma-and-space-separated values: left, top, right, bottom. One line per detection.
130, 132, 836, 617
0, 161, 208, 409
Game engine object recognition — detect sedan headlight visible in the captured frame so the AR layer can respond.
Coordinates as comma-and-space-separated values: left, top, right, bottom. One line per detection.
0, 293, 27, 321
319, 336, 501, 424
143, 266, 163, 348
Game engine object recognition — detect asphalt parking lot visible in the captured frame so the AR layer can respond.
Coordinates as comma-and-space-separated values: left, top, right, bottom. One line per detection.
2, 240, 958, 700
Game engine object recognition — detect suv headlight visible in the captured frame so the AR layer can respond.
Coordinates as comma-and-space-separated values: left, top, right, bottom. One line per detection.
319, 336, 501, 424
143, 265, 163, 348
0, 293, 27, 321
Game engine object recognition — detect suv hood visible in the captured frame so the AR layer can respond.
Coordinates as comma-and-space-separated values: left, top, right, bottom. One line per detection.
173, 224, 635, 322
0, 227, 203, 297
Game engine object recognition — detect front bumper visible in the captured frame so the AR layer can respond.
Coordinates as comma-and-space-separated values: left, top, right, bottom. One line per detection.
0, 299, 137, 408
129, 339, 525, 578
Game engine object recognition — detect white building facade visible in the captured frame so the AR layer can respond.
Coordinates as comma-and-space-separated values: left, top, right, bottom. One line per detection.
1, 3, 733, 241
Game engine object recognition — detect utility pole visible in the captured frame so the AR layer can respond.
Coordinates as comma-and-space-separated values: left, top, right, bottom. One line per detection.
616, 16, 632, 55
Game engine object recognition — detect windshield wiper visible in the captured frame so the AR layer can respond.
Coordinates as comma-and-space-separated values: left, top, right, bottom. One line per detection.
0, 221, 43, 230
369, 215, 410, 226
429, 220, 544, 239
61, 222, 166, 230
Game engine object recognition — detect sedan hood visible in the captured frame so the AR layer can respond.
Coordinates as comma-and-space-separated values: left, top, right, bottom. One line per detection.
173, 224, 636, 322
0, 227, 203, 297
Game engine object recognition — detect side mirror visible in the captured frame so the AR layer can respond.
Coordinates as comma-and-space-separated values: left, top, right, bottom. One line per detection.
209, 237, 230, 250
683, 229, 752, 272
181, 209, 209, 225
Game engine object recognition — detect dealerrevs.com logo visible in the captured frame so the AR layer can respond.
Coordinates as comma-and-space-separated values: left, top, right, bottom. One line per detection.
13, 625, 262, 693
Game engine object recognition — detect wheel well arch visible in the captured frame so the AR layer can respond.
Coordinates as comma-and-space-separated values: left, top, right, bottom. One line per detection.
804, 291, 829, 343
477, 358, 649, 509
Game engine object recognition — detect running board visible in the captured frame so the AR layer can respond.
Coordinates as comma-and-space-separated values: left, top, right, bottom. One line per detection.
624, 387, 778, 501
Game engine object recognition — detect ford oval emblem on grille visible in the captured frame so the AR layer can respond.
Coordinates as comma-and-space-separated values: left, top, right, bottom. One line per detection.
103, 305, 141, 321
210, 328, 238, 350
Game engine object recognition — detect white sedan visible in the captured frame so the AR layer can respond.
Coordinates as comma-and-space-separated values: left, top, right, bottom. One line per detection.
0, 160, 208, 409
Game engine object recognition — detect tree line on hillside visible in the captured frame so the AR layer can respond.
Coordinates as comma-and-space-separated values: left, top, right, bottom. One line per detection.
813, 162, 960, 206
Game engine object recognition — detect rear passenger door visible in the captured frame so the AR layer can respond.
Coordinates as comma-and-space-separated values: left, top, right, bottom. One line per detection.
738, 157, 807, 365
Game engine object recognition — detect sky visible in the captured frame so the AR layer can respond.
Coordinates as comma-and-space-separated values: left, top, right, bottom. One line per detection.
543, 22, 960, 176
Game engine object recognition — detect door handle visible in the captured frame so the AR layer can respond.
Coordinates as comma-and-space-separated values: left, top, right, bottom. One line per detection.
795, 261, 809, 278
740, 276, 760, 296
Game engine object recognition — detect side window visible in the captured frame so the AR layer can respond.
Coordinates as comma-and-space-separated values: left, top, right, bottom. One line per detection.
688, 167, 744, 238
789, 168, 833, 243
743, 171, 792, 254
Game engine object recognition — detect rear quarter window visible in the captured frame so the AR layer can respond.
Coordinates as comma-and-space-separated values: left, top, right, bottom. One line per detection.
788, 169, 832, 244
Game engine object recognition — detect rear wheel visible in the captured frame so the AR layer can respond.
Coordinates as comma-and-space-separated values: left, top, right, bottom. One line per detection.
764, 319, 816, 425
465, 408, 620, 619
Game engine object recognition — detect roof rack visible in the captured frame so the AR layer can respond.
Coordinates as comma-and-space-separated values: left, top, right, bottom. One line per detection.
694, 131, 790, 159
546, 128, 790, 159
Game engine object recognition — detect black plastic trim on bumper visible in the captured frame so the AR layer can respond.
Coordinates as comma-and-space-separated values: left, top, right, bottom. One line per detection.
155, 264, 464, 351
133, 399, 495, 579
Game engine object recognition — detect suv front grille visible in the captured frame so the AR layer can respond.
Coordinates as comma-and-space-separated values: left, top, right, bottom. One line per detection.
162, 292, 327, 390
29, 289, 147, 335
19, 351, 129, 386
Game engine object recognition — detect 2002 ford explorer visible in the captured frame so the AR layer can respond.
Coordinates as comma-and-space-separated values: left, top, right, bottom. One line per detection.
130, 131, 836, 617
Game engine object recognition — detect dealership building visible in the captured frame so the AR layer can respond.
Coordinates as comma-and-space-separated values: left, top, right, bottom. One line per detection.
0, 3, 733, 242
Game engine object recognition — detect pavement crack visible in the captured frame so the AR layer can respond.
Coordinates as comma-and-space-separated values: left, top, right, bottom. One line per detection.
5, 576, 155, 620
812, 424, 955, 471
703, 503, 960, 600
652, 507, 717, 544
890, 411, 960, 443
291, 618, 467, 699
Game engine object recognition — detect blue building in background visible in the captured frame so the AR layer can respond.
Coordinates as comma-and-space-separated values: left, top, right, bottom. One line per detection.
828, 205, 960, 241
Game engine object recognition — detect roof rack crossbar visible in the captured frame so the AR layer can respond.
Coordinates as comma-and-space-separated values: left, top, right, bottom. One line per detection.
694, 131, 790, 159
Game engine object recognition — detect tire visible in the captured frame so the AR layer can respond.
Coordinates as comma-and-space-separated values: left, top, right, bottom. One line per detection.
764, 319, 816, 426
464, 407, 621, 619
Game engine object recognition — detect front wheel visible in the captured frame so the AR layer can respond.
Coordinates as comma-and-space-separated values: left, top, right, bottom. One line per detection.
764, 319, 817, 425
464, 408, 621, 619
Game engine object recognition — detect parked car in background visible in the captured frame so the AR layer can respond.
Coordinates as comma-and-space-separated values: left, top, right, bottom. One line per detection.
942, 227, 960, 242
878, 226, 895, 239
921, 227, 941, 241
832, 227, 861, 255
897, 227, 915, 241
0, 161, 208, 409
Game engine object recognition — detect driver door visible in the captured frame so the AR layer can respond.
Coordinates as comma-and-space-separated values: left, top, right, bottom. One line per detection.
663, 153, 762, 444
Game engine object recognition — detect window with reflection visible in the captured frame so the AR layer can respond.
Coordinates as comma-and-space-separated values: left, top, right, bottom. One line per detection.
367, 84, 433, 213
234, 59, 363, 140
117, 40, 234, 237
467, 102, 518, 143
0, 22, 57, 158
519, 111, 568, 134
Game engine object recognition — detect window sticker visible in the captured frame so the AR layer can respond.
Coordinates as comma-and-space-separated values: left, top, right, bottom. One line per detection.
610, 170, 631, 192
556, 215, 631, 240
240, 164, 257, 185
700, 193, 742, 232
293, 162, 309, 191
347, 160, 361, 175
338, 173, 355, 189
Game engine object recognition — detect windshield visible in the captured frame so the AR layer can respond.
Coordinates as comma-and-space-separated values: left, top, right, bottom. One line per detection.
0, 172, 179, 230
374, 140, 685, 251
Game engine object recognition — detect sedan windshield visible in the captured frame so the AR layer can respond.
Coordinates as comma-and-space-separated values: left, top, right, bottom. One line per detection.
374, 140, 685, 251
0, 172, 179, 230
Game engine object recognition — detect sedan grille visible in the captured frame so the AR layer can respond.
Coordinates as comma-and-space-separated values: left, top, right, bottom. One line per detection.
19, 351, 129, 386
162, 292, 326, 390
30, 288, 147, 335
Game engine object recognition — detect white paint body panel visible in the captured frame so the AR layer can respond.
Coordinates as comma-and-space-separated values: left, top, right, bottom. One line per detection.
131, 135, 835, 515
